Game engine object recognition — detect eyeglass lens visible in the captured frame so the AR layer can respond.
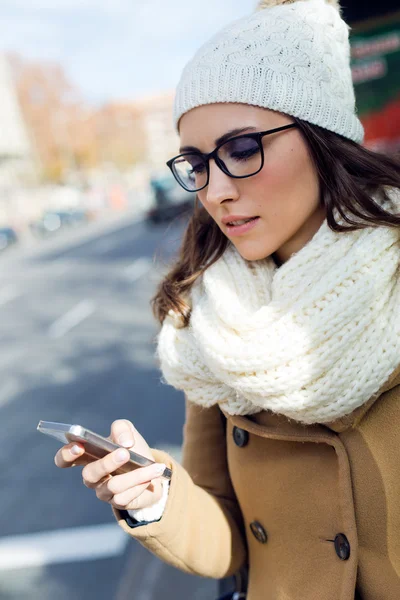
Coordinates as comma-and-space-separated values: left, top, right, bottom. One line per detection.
172, 135, 262, 191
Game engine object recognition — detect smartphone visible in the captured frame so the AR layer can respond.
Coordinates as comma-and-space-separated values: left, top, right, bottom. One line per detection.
37, 420, 172, 479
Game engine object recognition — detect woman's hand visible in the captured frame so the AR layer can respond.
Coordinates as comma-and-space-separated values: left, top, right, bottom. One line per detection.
54, 419, 166, 511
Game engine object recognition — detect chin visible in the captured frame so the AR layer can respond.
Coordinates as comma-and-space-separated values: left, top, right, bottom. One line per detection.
233, 241, 274, 262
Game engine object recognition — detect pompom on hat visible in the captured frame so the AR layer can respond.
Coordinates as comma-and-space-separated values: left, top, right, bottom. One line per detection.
256, 0, 340, 10
173, 0, 364, 143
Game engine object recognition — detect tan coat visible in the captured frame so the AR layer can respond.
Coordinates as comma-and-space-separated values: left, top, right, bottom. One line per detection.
114, 364, 400, 600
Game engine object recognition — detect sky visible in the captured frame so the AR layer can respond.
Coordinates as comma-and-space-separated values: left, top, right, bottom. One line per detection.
1, 0, 256, 105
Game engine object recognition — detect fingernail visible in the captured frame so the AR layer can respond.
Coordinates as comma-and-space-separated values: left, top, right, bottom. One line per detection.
154, 463, 166, 475
115, 449, 129, 463
71, 445, 82, 456
118, 433, 134, 447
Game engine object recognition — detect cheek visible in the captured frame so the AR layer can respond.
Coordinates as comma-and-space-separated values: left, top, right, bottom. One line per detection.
253, 144, 319, 220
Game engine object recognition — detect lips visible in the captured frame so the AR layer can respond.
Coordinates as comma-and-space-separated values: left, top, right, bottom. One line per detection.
221, 215, 259, 225
227, 217, 258, 226
224, 216, 260, 237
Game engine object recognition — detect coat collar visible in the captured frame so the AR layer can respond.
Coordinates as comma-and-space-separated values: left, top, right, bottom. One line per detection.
325, 363, 400, 433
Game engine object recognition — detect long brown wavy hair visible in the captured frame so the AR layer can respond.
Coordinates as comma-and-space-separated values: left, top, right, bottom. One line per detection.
152, 118, 400, 327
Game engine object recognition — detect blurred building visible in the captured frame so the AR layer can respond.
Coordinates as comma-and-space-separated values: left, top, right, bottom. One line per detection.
0, 54, 40, 226
92, 102, 146, 170
0, 55, 37, 187
134, 91, 179, 175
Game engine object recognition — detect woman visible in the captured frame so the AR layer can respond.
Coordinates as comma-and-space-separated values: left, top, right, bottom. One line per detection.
55, 0, 400, 598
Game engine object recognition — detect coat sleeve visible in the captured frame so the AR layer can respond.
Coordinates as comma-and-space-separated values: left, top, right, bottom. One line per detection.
112, 399, 248, 579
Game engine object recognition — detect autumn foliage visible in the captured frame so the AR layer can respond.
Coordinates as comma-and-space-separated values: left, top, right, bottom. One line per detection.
8, 53, 146, 183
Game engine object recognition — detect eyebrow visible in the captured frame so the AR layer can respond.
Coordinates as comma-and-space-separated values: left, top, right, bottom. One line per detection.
179, 126, 257, 153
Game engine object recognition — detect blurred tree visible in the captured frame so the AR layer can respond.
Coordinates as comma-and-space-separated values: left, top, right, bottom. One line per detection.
9, 53, 84, 183
8, 54, 146, 183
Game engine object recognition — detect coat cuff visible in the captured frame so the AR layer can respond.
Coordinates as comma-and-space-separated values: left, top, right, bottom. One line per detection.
112, 449, 193, 556
127, 477, 170, 524
112, 447, 246, 578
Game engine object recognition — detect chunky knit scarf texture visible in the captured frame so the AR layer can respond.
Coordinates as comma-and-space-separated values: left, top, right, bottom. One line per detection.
157, 196, 400, 424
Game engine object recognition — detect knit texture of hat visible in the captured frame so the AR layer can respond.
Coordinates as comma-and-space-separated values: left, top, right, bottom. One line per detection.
174, 0, 364, 143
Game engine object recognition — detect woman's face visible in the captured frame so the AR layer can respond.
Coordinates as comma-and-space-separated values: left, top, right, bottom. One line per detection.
178, 103, 325, 263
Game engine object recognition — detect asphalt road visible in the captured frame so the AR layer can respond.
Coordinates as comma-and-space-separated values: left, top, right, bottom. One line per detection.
0, 212, 217, 600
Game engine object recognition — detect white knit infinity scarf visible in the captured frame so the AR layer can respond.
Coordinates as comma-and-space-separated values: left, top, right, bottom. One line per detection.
157, 195, 400, 424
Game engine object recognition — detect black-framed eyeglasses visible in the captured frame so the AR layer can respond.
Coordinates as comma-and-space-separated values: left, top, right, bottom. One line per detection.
166, 123, 298, 193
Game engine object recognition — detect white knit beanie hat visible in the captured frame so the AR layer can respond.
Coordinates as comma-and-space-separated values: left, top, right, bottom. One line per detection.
174, 0, 364, 143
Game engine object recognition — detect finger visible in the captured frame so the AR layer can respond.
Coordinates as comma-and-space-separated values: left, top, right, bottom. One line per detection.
110, 419, 136, 448
112, 481, 155, 510
94, 476, 114, 503
95, 477, 148, 505
106, 462, 166, 496
55, 443, 85, 468
82, 448, 130, 488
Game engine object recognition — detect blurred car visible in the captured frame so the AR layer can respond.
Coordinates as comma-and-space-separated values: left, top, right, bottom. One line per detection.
146, 175, 194, 224
30, 208, 89, 238
0, 227, 18, 252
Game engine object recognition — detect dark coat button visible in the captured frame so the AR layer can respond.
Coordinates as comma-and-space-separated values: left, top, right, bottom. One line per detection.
334, 533, 351, 560
250, 521, 268, 544
233, 426, 249, 448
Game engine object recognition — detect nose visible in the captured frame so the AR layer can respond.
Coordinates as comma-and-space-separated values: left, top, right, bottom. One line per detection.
205, 159, 240, 206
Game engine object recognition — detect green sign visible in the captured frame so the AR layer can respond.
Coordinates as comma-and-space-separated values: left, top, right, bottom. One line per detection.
350, 12, 400, 152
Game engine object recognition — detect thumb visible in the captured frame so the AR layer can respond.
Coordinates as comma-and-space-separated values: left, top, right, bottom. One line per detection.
110, 419, 136, 448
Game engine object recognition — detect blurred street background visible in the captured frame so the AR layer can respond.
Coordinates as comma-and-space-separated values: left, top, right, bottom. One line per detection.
0, 210, 218, 600
0, 0, 399, 599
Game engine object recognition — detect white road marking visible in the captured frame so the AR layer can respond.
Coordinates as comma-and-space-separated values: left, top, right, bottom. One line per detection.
124, 257, 152, 282
0, 285, 20, 306
48, 300, 95, 338
0, 524, 128, 571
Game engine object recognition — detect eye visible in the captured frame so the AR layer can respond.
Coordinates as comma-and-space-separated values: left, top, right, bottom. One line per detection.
186, 155, 206, 174
190, 163, 206, 174
222, 137, 260, 162
230, 146, 260, 161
